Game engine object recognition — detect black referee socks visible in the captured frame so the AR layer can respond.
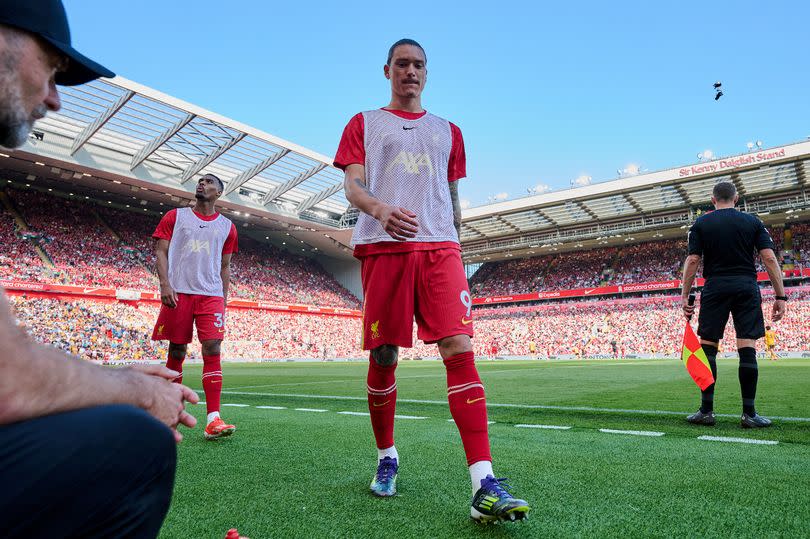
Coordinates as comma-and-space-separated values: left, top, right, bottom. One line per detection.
738, 347, 758, 416
700, 344, 719, 414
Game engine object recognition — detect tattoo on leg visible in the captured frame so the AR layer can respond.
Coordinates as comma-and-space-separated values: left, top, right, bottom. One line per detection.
372, 345, 399, 366
168, 343, 187, 359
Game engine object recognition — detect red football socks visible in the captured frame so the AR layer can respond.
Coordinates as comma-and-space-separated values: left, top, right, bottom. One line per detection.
367, 354, 397, 450
202, 354, 223, 415
166, 350, 184, 384
444, 351, 492, 465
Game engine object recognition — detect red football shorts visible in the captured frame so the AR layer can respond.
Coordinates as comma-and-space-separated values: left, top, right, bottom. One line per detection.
151, 293, 226, 344
360, 248, 473, 349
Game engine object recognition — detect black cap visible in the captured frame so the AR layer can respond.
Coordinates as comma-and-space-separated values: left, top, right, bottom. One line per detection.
0, 0, 114, 86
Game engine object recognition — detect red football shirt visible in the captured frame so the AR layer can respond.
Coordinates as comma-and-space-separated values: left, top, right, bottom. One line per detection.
153, 208, 239, 254
334, 108, 466, 257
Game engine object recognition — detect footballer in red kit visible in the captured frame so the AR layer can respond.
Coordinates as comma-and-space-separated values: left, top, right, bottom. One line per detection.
152, 173, 238, 440
335, 39, 529, 523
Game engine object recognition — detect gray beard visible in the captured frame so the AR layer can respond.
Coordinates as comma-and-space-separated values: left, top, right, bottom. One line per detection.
0, 107, 32, 149
0, 48, 41, 149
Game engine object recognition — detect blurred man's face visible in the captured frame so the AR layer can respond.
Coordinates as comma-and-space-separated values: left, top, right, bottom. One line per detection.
384, 45, 426, 100
0, 28, 64, 148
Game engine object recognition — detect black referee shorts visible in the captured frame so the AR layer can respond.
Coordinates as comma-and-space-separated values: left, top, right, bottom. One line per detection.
698, 276, 765, 342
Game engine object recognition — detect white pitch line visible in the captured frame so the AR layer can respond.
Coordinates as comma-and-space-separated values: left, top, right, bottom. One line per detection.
698, 435, 778, 445
255, 405, 286, 410
600, 428, 665, 437
295, 408, 328, 413
394, 415, 428, 420
227, 367, 548, 391
447, 419, 496, 425
222, 403, 249, 407
338, 411, 370, 416
210, 390, 810, 423
516, 424, 572, 430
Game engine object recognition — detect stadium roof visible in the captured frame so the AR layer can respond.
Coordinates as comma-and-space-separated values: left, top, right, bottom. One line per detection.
460, 140, 810, 262
2, 76, 358, 258
5, 74, 810, 265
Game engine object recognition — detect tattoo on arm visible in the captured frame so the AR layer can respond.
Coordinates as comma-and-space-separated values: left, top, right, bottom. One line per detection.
352, 178, 373, 198
449, 181, 462, 239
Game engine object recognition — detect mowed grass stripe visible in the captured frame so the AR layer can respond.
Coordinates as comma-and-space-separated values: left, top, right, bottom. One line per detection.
166, 401, 810, 538
212, 390, 810, 423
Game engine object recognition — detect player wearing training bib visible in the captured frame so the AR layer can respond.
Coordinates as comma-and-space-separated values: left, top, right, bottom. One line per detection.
152, 174, 238, 440
335, 38, 529, 524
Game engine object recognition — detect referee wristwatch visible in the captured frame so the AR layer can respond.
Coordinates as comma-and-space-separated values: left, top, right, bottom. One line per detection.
775, 295, 788, 301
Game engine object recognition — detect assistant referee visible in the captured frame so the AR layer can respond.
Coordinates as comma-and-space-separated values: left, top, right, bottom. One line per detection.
680, 181, 787, 428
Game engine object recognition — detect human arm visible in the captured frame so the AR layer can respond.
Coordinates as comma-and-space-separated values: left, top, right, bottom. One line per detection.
759, 247, 786, 321
221, 252, 232, 305
0, 295, 198, 440
449, 180, 462, 240
680, 254, 701, 319
155, 238, 177, 308
343, 163, 419, 241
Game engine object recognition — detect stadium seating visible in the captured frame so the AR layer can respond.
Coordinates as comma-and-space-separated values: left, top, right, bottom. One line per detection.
2, 188, 359, 308
9, 292, 810, 361
471, 224, 805, 296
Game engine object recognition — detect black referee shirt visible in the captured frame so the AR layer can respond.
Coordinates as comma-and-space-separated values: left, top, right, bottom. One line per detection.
687, 208, 774, 279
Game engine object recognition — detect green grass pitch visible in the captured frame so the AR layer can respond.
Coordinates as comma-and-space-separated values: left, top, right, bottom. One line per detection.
161, 358, 810, 538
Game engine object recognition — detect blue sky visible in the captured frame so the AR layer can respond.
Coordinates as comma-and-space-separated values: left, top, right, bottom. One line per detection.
65, 1, 810, 208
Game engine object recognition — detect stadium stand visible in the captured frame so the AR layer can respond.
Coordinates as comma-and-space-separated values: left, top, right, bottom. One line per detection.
10, 289, 810, 361
470, 223, 809, 297
1, 187, 359, 309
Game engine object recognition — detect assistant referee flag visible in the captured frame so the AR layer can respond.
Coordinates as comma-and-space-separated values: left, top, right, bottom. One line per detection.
681, 321, 715, 390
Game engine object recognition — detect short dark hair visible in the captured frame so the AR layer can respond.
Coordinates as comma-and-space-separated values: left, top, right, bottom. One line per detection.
202, 173, 224, 192
387, 38, 426, 66
712, 181, 737, 202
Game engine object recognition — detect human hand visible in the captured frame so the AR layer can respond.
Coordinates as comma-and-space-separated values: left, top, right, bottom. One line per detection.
126, 367, 199, 443
682, 297, 695, 320
772, 299, 786, 322
160, 284, 178, 308
376, 205, 418, 241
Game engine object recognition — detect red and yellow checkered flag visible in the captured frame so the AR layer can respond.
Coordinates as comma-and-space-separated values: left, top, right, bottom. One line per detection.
681, 321, 714, 390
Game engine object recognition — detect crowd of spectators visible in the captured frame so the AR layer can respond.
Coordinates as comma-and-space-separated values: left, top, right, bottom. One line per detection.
470, 248, 617, 297
228, 238, 359, 308
9, 296, 163, 361
9, 291, 810, 362
471, 224, 805, 297
1, 188, 359, 308
610, 240, 685, 284
8, 189, 156, 289
0, 210, 46, 281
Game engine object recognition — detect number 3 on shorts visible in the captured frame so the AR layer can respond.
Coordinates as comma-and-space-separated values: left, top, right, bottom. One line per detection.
213, 313, 224, 328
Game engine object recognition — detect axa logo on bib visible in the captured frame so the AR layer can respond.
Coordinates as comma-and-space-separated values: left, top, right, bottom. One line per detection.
185, 239, 211, 254
385, 151, 434, 175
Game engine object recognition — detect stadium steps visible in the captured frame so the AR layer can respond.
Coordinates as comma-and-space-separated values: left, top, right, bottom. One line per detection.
90, 207, 122, 243
0, 191, 54, 268
90, 207, 156, 275
600, 248, 624, 286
